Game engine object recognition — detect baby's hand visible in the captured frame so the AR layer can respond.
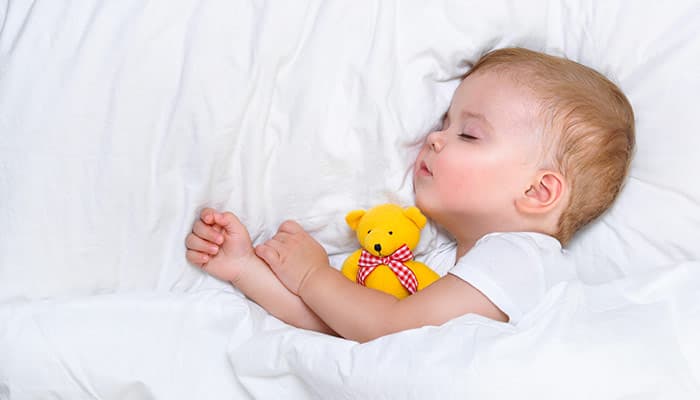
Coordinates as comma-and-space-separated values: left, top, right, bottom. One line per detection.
255, 220, 329, 295
185, 208, 256, 283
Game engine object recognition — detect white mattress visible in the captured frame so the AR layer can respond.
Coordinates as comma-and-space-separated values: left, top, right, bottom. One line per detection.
1, 0, 699, 398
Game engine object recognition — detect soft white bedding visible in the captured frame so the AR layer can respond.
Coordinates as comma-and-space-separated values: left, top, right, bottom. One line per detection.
1, 0, 699, 399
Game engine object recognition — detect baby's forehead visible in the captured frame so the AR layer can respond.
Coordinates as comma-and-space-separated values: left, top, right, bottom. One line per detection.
453, 69, 543, 120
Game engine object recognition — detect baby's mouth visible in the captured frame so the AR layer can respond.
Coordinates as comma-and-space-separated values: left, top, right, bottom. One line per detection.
418, 161, 432, 176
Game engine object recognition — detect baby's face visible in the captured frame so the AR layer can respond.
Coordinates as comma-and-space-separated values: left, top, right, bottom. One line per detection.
413, 70, 544, 231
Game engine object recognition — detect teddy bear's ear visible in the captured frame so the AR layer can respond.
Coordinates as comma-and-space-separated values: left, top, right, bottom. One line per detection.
403, 206, 427, 229
345, 209, 366, 231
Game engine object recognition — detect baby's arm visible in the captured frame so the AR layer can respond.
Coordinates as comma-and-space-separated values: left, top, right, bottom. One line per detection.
256, 221, 507, 343
186, 209, 334, 334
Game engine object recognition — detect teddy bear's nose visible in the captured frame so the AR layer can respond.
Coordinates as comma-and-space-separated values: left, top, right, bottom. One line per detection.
374, 244, 382, 253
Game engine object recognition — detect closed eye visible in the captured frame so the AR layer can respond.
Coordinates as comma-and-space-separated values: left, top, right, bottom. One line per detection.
458, 133, 478, 140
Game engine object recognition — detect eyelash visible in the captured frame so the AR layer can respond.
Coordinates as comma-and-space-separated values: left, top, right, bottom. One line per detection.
443, 116, 478, 140
458, 133, 478, 140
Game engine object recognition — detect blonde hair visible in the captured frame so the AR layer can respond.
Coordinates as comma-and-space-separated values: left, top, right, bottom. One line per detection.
465, 47, 635, 245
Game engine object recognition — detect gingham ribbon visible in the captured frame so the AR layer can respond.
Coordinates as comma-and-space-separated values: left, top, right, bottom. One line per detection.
357, 244, 418, 294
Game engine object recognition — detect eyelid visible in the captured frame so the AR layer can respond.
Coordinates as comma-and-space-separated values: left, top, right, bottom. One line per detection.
459, 132, 479, 140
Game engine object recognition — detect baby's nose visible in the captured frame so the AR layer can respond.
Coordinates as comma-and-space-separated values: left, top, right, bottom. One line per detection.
427, 131, 444, 152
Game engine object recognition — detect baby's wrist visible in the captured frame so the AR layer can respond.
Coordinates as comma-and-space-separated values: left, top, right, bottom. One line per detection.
296, 264, 324, 298
228, 253, 259, 286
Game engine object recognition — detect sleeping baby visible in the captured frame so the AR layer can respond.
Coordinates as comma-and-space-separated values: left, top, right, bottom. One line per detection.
185, 47, 635, 342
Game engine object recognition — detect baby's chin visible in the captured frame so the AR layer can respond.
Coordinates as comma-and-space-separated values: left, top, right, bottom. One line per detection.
413, 193, 431, 217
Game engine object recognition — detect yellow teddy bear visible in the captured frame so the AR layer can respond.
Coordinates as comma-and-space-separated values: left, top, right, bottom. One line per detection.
341, 204, 440, 299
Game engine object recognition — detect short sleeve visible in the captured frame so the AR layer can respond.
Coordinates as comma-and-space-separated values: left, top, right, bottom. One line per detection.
448, 232, 572, 325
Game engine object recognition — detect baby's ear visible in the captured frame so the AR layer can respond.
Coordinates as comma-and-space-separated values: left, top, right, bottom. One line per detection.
345, 209, 366, 231
403, 206, 427, 229
517, 171, 566, 213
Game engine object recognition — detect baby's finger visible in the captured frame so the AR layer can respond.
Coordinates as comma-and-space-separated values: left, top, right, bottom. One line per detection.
200, 208, 219, 225
185, 233, 220, 255
193, 220, 225, 245
186, 249, 210, 266
278, 220, 304, 234
255, 243, 280, 266
267, 233, 294, 252
213, 212, 245, 236
270, 231, 291, 244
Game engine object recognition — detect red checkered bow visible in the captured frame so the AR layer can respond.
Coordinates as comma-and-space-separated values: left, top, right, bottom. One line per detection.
357, 244, 418, 294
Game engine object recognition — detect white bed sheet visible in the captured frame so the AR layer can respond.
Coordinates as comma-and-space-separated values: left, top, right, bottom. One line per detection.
1, 0, 699, 398
2, 262, 699, 399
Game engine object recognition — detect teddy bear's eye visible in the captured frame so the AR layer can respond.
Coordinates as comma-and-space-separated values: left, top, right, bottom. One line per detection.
367, 230, 372, 234
388, 231, 393, 235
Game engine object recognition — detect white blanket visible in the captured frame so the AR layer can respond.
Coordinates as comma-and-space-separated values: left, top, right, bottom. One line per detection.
1, 0, 699, 398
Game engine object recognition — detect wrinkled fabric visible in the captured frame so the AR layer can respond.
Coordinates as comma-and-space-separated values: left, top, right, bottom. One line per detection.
1, 0, 699, 398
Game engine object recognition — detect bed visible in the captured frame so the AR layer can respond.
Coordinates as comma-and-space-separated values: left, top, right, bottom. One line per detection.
1, 0, 699, 398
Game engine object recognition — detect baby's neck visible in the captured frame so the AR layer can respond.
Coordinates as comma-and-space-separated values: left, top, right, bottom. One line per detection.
455, 237, 479, 260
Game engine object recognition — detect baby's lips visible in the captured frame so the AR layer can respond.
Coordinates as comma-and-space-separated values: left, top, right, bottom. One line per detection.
417, 161, 432, 176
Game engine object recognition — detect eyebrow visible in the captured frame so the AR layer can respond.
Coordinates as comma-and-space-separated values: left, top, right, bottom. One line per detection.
461, 110, 493, 131
449, 109, 493, 133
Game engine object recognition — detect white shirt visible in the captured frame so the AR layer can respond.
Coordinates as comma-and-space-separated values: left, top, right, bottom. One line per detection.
426, 232, 577, 325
